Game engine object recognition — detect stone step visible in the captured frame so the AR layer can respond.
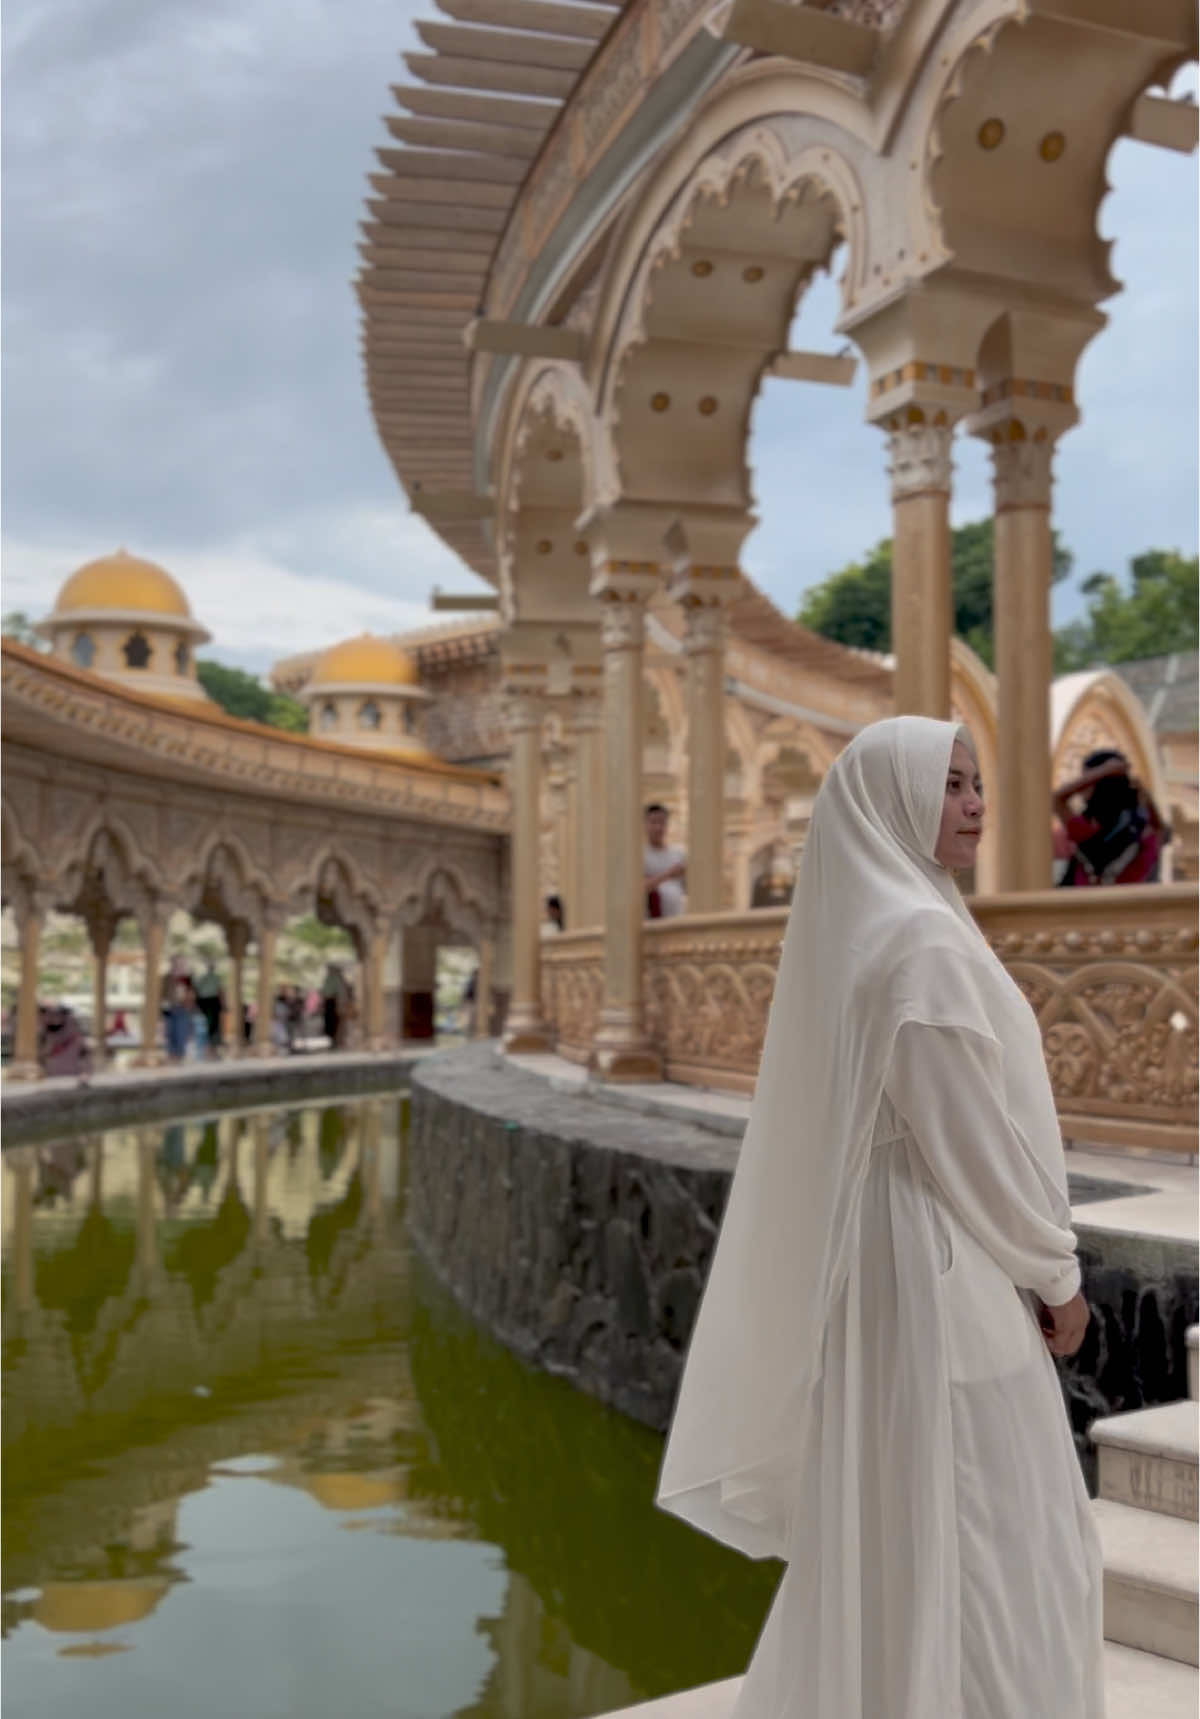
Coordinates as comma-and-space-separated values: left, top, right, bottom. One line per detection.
593, 1644, 1199, 1719
1093, 1497, 1199, 1666
1092, 1400, 1199, 1521
1187, 1324, 1198, 1401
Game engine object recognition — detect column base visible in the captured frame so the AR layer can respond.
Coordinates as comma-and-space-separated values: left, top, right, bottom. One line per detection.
588, 1015, 662, 1084
249, 1043, 278, 1061
502, 1009, 551, 1055
5, 1060, 44, 1084
132, 1050, 167, 1070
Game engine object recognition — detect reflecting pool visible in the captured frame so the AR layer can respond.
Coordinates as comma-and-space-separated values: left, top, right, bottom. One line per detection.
2, 1094, 776, 1717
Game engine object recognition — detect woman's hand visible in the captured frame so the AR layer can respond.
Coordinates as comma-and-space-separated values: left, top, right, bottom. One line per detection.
1038, 1291, 1089, 1358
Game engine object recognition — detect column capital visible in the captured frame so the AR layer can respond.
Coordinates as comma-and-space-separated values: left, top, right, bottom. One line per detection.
881, 413, 957, 500
987, 428, 1057, 511
562, 689, 604, 733
502, 691, 544, 733
598, 592, 649, 652
681, 601, 728, 655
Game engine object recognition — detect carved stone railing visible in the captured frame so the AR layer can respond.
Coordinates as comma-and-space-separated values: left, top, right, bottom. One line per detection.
540, 885, 1199, 1154
540, 930, 605, 1064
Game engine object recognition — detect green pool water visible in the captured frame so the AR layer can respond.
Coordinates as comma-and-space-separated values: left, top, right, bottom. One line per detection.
1, 1093, 776, 1718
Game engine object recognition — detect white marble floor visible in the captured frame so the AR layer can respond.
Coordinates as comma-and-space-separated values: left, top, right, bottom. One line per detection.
596, 1643, 1198, 1719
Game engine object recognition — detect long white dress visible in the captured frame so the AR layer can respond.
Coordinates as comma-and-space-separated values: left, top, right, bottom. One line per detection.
732, 1020, 1105, 1719
656, 717, 1105, 1718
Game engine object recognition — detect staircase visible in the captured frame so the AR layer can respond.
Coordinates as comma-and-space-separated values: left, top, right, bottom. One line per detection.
594, 1333, 1200, 1719
1088, 1323, 1199, 1707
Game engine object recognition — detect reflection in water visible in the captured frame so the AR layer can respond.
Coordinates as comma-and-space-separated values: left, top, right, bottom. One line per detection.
2, 1095, 773, 1718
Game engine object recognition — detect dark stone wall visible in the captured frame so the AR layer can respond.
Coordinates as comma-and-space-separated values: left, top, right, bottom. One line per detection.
410, 1046, 1198, 1470
408, 1046, 735, 1429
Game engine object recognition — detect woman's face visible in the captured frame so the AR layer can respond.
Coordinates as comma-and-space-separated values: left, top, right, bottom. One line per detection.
934, 739, 985, 871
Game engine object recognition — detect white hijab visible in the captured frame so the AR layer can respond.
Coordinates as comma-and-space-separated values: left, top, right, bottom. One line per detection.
656, 715, 1068, 1558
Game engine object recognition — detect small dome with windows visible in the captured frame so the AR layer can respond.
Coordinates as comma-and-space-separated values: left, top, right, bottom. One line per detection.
38, 548, 211, 704
302, 632, 431, 759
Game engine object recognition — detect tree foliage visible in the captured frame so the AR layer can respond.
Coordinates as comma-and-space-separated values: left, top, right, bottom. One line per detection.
196, 658, 309, 732
1053, 550, 1198, 671
2, 611, 50, 651
797, 519, 1072, 666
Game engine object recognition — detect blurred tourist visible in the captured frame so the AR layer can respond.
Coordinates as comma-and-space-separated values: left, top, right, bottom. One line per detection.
644, 802, 687, 918
193, 959, 225, 1056
162, 954, 195, 1060
39, 1004, 92, 1078
540, 893, 565, 937
1053, 750, 1169, 886
321, 963, 348, 1049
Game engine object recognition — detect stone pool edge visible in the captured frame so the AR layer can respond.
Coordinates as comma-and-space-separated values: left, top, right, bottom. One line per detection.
409, 1044, 1199, 1460
1, 1048, 435, 1145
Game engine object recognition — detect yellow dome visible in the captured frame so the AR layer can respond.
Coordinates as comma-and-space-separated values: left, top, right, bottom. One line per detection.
53, 550, 192, 620
303, 1471, 404, 1512
311, 634, 419, 689
34, 1579, 169, 1634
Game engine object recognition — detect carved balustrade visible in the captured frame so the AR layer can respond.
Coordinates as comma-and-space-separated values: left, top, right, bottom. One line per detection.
540, 885, 1198, 1154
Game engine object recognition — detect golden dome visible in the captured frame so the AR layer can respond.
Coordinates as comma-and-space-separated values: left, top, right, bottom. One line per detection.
53, 550, 192, 620
34, 1579, 169, 1633
303, 1471, 404, 1512
310, 634, 420, 689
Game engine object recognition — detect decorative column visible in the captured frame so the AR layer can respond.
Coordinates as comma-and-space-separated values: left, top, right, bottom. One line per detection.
502, 692, 551, 1053
365, 924, 390, 1050
560, 741, 579, 931
252, 915, 280, 1056
981, 422, 1059, 891
567, 693, 606, 929
135, 910, 167, 1068
225, 922, 249, 1057
10, 886, 47, 1081
883, 412, 957, 719
85, 903, 118, 1073
473, 931, 495, 1039
679, 601, 729, 913
589, 592, 661, 1081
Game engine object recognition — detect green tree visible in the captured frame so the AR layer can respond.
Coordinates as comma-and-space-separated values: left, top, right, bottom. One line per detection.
196, 659, 309, 732
2, 611, 49, 651
797, 519, 1073, 665
1055, 549, 1198, 671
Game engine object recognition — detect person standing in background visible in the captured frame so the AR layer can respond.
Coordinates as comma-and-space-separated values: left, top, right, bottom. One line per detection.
643, 803, 687, 918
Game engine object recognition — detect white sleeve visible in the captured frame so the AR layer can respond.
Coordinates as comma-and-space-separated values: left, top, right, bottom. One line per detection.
885, 1020, 1082, 1307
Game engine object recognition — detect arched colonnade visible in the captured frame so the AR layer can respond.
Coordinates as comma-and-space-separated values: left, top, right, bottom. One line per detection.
477, 0, 1192, 1076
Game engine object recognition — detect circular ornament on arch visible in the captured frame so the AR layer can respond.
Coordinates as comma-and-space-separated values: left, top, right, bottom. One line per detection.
977, 117, 1006, 150
698, 396, 719, 416
650, 393, 671, 413
742, 265, 765, 284
1039, 131, 1066, 162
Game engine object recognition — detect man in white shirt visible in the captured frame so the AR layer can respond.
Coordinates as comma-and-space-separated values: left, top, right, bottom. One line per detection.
644, 803, 687, 918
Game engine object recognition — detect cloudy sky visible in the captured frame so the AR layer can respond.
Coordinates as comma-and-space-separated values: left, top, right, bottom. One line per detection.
3, 1, 1196, 675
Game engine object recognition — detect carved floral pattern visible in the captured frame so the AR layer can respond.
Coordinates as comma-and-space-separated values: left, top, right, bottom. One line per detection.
540, 897, 1198, 1148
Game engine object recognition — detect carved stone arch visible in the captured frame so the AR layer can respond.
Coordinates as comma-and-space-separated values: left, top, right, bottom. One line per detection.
912, 0, 1192, 318
598, 119, 868, 510
287, 846, 381, 957
1052, 670, 1169, 826
586, 64, 880, 405
395, 858, 486, 948
184, 834, 272, 935
57, 811, 165, 919
950, 636, 1000, 893
495, 363, 603, 629
0, 798, 39, 901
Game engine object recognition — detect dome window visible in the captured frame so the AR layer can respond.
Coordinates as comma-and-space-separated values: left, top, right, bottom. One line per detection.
174, 640, 190, 675
358, 700, 381, 731
320, 702, 338, 732
71, 632, 96, 669
123, 631, 152, 669
403, 705, 416, 735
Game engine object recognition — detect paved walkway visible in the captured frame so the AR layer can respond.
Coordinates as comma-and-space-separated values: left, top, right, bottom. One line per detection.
499, 1047, 1199, 1248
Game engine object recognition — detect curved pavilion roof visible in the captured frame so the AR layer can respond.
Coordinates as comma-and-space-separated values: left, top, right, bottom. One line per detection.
356, 0, 622, 584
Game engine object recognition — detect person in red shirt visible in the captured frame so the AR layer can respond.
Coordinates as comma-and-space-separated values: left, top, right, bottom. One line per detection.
1053, 749, 1169, 886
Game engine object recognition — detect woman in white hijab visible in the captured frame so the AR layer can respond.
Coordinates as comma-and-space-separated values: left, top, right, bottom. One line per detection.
657, 716, 1103, 1719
